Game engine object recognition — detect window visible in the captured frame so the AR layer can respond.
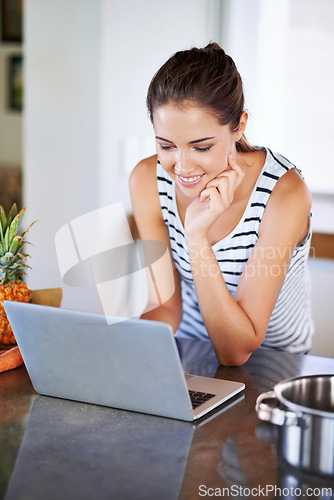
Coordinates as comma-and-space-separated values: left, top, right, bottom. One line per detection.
220, 0, 334, 195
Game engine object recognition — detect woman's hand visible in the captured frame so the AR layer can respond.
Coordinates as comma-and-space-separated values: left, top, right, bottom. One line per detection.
184, 154, 245, 242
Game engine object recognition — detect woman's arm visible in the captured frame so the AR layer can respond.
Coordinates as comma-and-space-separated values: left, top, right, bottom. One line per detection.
129, 155, 182, 331
185, 159, 311, 366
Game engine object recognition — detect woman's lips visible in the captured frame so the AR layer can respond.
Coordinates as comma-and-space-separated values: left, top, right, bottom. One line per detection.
177, 173, 205, 187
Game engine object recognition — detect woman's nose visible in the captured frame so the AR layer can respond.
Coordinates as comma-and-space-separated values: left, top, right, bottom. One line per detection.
174, 153, 194, 175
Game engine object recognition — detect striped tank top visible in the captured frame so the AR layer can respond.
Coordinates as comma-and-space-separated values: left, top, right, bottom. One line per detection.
157, 148, 314, 354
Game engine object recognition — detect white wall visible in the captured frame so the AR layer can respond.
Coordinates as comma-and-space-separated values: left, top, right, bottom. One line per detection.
221, 0, 334, 196
98, 0, 211, 211
24, 0, 212, 311
24, 0, 101, 310
308, 259, 334, 357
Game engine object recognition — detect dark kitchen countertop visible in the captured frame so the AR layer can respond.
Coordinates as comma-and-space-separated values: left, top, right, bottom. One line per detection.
1, 339, 334, 499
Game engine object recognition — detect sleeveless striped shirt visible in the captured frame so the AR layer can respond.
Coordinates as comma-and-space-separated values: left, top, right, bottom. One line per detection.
157, 148, 314, 354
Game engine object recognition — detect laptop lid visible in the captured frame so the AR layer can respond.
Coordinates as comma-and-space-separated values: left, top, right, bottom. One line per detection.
4, 301, 244, 421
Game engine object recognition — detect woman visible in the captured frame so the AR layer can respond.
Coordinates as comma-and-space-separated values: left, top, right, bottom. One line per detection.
129, 42, 313, 366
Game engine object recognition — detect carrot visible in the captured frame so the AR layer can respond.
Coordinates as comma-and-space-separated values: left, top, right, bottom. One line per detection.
0, 346, 24, 373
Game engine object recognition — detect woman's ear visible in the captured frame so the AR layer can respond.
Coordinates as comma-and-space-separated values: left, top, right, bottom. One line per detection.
235, 111, 248, 142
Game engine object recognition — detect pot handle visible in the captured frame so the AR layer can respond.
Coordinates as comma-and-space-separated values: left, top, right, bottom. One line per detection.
256, 391, 300, 427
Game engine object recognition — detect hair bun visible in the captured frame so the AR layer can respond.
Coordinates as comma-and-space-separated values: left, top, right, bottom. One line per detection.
204, 42, 225, 53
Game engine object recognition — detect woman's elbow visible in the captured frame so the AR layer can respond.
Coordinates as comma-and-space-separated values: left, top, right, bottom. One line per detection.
215, 350, 253, 367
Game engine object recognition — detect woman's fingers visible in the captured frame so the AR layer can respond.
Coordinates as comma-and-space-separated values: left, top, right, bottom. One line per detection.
205, 154, 245, 204
228, 153, 245, 187
200, 181, 230, 211
205, 170, 237, 204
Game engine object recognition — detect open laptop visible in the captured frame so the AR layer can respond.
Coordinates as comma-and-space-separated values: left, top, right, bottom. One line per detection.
3, 301, 245, 422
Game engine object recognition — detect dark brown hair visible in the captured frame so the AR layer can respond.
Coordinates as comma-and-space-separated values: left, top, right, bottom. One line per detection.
147, 42, 256, 153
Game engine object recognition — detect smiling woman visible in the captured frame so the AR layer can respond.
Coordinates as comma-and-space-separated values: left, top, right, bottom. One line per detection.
129, 43, 313, 366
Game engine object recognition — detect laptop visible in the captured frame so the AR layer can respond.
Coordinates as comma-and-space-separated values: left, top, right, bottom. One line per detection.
3, 301, 245, 422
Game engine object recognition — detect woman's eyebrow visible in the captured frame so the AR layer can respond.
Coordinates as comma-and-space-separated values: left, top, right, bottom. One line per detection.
189, 137, 215, 144
155, 136, 215, 144
155, 136, 173, 143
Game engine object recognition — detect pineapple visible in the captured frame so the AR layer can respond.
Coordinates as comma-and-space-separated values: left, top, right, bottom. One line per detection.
0, 204, 36, 345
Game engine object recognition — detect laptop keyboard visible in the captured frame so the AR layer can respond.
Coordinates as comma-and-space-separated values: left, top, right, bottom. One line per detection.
189, 390, 216, 409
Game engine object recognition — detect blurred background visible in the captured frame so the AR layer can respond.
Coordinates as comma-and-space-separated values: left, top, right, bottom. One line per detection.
0, 0, 333, 355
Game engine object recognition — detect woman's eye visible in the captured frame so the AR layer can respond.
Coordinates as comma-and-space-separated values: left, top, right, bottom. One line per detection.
195, 146, 212, 153
158, 144, 174, 151
158, 143, 212, 152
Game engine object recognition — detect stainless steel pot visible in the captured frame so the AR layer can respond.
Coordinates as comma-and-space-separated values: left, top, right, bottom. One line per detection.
256, 374, 334, 477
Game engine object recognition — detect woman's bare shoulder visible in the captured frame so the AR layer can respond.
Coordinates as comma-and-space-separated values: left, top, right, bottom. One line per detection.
129, 154, 158, 193
260, 167, 312, 243
269, 167, 312, 211
129, 154, 166, 238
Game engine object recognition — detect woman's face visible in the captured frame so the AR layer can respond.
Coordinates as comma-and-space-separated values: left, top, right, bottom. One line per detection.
153, 102, 242, 200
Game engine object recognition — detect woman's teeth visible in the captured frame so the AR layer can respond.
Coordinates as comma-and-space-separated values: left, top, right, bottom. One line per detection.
179, 175, 202, 183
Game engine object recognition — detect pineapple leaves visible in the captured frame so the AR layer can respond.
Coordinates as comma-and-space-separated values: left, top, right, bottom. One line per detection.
0, 204, 18, 233
7, 204, 18, 223
4, 225, 10, 253
0, 205, 25, 257
0, 222, 4, 257
0, 204, 37, 285
0, 206, 7, 232
8, 209, 26, 248
21, 219, 38, 240
9, 236, 22, 255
